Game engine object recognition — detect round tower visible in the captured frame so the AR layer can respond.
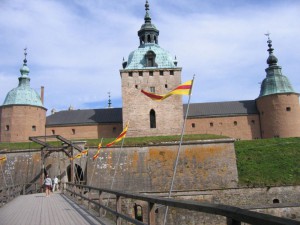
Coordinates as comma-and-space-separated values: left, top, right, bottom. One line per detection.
121, 1, 183, 137
0, 49, 47, 142
256, 36, 300, 138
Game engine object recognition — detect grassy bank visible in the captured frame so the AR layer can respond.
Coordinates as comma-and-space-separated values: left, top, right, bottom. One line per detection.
235, 137, 300, 187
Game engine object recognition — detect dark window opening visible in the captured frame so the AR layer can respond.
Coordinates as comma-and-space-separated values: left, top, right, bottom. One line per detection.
286, 107, 291, 111
234, 121, 237, 126
192, 123, 195, 128
170, 70, 174, 75
273, 199, 280, 204
150, 87, 155, 93
129, 72, 133, 77
32, 125, 36, 131
210, 122, 213, 127
139, 71, 143, 76
52, 130, 55, 135
113, 127, 116, 132
251, 120, 255, 124
5, 125, 9, 131
160, 70, 164, 76
150, 109, 156, 128
147, 35, 151, 43
72, 129, 75, 135
165, 84, 168, 88
135, 85, 138, 89
134, 204, 143, 222
149, 71, 153, 76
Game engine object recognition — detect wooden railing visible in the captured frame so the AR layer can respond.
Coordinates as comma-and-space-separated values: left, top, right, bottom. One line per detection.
63, 182, 300, 225
0, 183, 41, 206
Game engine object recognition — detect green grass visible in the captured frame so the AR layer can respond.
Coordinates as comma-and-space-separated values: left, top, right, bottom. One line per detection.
0, 134, 226, 150
235, 137, 300, 187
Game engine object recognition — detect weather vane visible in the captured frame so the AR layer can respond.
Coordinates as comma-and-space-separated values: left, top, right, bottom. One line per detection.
264, 32, 271, 40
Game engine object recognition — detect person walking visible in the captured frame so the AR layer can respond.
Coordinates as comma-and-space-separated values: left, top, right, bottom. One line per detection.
52, 176, 59, 192
44, 174, 52, 197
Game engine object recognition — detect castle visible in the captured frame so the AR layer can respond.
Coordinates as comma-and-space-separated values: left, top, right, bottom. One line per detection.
1, 1, 300, 143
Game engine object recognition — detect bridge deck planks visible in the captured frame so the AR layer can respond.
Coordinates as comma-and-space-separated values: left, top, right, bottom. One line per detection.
0, 193, 106, 225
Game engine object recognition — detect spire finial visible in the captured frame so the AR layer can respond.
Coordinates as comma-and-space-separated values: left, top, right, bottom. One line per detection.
264, 32, 278, 66
23, 47, 28, 65
108, 92, 112, 108
144, 0, 151, 23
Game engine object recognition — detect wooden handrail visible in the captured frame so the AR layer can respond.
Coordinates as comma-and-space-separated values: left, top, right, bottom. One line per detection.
63, 182, 300, 225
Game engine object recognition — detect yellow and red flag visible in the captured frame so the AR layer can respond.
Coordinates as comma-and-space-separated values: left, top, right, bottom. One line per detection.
106, 123, 129, 147
82, 148, 89, 156
141, 80, 193, 101
70, 152, 82, 160
93, 142, 102, 161
0, 155, 7, 162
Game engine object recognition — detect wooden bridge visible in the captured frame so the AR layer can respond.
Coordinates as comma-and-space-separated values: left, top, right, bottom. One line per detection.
0, 183, 299, 225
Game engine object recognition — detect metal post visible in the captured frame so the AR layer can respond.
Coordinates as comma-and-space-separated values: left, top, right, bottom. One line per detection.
116, 195, 121, 225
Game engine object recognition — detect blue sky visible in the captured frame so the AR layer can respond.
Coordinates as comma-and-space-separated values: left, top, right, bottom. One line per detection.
1, 0, 300, 114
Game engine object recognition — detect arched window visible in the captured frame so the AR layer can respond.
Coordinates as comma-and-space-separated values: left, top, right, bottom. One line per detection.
145, 51, 156, 67
134, 204, 143, 221
150, 109, 156, 128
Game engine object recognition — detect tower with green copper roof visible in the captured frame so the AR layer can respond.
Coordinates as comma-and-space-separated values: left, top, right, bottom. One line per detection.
0, 49, 47, 142
121, 0, 184, 137
256, 35, 300, 138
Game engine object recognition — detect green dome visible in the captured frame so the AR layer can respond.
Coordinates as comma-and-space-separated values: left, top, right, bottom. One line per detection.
125, 43, 177, 69
2, 57, 44, 108
258, 37, 296, 97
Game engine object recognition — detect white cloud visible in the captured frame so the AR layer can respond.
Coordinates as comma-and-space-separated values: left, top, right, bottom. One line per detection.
0, 0, 300, 113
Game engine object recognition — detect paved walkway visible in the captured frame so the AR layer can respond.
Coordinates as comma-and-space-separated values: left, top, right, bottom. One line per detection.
0, 192, 108, 225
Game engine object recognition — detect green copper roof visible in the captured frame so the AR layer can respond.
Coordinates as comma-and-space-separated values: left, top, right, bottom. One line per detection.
258, 37, 295, 97
125, 43, 177, 70
2, 50, 44, 108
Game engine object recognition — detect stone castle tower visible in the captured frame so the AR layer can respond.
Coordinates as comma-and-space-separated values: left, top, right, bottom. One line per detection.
0, 50, 47, 142
120, 1, 183, 137
256, 36, 300, 138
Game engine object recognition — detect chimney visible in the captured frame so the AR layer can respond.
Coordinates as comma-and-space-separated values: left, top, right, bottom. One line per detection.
41, 86, 44, 105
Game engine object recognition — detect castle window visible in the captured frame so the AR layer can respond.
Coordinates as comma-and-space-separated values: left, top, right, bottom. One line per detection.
210, 122, 213, 127
234, 121, 237, 126
165, 84, 168, 88
134, 204, 143, 222
5, 125, 9, 131
150, 109, 156, 128
170, 70, 174, 75
150, 87, 155, 93
149, 71, 153, 76
146, 51, 156, 67
72, 129, 75, 135
129, 72, 133, 77
160, 70, 164, 76
251, 120, 255, 124
113, 127, 116, 133
135, 85, 138, 89
192, 123, 195, 128
273, 199, 280, 204
52, 130, 55, 135
286, 107, 291, 111
32, 125, 36, 131
139, 71, 143, 76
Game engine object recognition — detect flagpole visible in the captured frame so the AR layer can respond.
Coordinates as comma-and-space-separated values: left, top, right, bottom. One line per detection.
163, 75, 195, 225
89, 138, 103, 186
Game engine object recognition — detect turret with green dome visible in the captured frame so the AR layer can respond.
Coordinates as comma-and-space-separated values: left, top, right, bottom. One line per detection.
122, 0, 178, 70
2, 49, 44, 108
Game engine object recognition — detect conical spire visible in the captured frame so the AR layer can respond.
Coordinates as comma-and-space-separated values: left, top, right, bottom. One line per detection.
138, 0, 159, 46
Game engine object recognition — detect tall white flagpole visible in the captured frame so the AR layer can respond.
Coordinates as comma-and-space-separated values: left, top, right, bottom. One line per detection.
163, 75, 195, 225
